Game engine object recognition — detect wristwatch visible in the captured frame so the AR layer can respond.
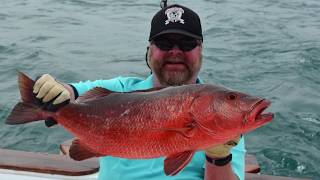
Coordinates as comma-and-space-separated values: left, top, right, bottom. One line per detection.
205, 154, 232, 166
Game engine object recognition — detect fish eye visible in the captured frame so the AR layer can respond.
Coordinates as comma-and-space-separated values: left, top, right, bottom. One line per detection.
227, 93, 237, 100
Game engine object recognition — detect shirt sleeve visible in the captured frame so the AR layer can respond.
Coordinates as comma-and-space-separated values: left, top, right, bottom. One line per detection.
70, 76, 146, 96
70, 78, 125, 96
231, 136, 246, 180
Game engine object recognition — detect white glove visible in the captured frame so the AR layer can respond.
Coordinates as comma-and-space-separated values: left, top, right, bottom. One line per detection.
204, 136, 241, 158
33, 74, 70, 105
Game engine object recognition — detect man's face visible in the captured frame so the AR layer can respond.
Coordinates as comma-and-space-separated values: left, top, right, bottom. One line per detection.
148, 34, 202, 86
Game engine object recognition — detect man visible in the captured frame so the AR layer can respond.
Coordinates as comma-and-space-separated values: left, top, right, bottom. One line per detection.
33, 4, 245, 180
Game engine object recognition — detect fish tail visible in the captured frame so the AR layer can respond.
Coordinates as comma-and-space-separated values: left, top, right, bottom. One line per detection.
17, 71, 36, 104
6, 72, 46, 124
6, 102, 44, 124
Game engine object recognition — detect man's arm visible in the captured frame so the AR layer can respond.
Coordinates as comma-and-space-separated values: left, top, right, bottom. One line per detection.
205, 160, 238, 180
204, 136, 244, 180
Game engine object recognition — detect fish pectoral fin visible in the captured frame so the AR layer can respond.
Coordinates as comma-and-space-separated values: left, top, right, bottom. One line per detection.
194, 119, 226, 139
188, 112, 225, 139
158, 120, 197, 139
164, 151, 195, 176
69, 139, 99, 161
158, 126, 195, 138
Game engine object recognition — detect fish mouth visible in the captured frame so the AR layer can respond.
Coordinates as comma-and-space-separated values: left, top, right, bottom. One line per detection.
246, 99, 274, 125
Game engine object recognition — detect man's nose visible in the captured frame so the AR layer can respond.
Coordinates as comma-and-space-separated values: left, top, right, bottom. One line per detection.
168, 45, 183, 55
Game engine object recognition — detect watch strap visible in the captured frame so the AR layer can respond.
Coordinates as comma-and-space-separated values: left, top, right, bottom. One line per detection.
205, 154, 232, 166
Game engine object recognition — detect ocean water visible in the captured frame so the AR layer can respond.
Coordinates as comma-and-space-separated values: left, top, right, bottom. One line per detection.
0, 0, 319, 179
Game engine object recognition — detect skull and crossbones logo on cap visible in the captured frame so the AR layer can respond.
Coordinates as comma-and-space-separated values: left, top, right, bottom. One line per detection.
164, 7, 185, 25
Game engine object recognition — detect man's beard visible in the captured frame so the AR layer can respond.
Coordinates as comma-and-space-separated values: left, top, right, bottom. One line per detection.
149, 52, 202, 86
152, 58, 194, 86
158, 68, 192, 86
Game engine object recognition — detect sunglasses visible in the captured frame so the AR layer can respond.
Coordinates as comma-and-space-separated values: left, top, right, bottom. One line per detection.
153, 38, 200, 52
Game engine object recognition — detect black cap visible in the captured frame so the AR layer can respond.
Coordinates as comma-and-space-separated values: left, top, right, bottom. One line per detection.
149, 4, 203, 41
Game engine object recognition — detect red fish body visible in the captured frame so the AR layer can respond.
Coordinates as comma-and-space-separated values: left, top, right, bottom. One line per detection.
6, 72, 274, 175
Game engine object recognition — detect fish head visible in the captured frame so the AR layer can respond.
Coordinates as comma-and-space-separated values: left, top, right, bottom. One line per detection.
238, 96, 274, 133
193, 85, 274, 137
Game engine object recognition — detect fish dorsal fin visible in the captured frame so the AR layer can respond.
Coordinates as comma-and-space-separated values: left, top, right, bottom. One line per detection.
164, 151, 195, 176
69, 139, 101, 161
75, 87, 114, 103
130, 86, 166, 93
75, 87, 165, 103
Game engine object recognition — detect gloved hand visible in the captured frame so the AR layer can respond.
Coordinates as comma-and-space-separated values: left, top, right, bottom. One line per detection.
204, 136, 241, 159
33, 74, 71, 127
33, 74, 70, 105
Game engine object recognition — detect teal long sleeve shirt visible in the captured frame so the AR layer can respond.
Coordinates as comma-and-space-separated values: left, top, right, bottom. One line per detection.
71, 74, 246, 180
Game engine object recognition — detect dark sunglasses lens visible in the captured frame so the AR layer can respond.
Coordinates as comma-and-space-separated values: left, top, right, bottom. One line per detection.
154, 40, 173, 51
154, 38, 199, 51
179, 40, 198, 51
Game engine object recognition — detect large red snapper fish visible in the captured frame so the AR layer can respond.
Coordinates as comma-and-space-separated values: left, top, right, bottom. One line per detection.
6, 72, 274, 175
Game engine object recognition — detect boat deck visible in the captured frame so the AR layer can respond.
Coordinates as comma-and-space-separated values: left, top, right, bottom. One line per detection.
0, 141, 310, 180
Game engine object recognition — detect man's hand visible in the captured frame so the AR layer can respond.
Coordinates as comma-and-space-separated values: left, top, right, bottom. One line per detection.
204, 136, 241, 159
33, 74, 71, 127
33, 74, 70, 105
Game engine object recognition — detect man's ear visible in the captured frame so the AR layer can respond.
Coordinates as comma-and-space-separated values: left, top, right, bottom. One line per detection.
145, 46, 150, 69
